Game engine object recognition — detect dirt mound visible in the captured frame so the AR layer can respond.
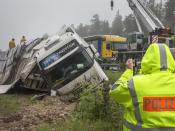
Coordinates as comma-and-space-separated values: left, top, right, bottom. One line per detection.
0, 96, 76, 131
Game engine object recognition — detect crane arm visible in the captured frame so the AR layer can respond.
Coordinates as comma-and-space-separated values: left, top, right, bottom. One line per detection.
127, 0, 164, 32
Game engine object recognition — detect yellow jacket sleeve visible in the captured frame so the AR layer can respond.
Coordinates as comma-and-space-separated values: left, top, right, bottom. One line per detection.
109, 69, 133, 107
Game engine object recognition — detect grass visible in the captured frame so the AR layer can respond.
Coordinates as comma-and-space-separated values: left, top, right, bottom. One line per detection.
0, 94, 32, 116
37, 119, 115, 131
104, 70, 123, 84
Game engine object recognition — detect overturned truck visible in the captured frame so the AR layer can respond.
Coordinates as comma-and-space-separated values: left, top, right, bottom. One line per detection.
0, 26, 108, 97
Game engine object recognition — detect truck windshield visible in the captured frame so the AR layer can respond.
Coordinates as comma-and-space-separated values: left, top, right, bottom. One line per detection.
46, 49, 93, 88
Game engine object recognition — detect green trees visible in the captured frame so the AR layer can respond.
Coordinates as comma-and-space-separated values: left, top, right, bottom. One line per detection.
123, 14, 137, 34
76, 14, 111, 36
101, 20, 110, 34
165, 0, 175, 31
76, 0, 174, 37
90, 14, 101, 35
76, 23, 89, 37
76, 11, 136, 37
148, 0, 164, 21
111, 11, 124, 35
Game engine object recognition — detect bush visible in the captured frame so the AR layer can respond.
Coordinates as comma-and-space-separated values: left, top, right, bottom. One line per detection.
74, 81, 124, 131
38, 70, 124, 131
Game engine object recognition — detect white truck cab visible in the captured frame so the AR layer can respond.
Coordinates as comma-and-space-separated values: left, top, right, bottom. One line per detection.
36, 26, 108, 95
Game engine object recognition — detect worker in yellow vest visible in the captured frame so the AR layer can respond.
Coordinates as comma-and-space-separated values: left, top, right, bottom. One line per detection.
110, 43, 175, 131
9, 38, 16, 49
20, 36, 26, 45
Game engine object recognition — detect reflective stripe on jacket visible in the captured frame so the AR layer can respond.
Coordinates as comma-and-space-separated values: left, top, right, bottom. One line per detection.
110, 43, 175, 131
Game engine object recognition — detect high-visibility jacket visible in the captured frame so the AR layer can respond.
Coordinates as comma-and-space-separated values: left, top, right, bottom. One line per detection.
9, 40, 16, 49
110, 43, 175, 131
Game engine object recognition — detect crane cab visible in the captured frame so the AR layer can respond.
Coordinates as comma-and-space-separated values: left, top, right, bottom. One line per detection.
128, 32, 145, 50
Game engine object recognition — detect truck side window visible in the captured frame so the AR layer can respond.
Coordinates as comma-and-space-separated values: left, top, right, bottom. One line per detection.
106, 43, 111, 50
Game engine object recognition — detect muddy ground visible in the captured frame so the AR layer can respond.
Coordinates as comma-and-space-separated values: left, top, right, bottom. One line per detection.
0, 95, 76, 131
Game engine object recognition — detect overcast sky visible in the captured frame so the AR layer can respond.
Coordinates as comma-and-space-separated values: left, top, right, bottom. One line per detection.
0, 0, 132, 50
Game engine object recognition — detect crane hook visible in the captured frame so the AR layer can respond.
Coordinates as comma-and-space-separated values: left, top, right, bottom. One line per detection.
111, 0, 114, 11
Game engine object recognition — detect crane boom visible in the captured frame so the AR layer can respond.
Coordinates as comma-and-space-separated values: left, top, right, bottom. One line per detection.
127, 0, 164, 32
142, 1, 165, 28
125, 0, 174, 47
110, 0, 174, 48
